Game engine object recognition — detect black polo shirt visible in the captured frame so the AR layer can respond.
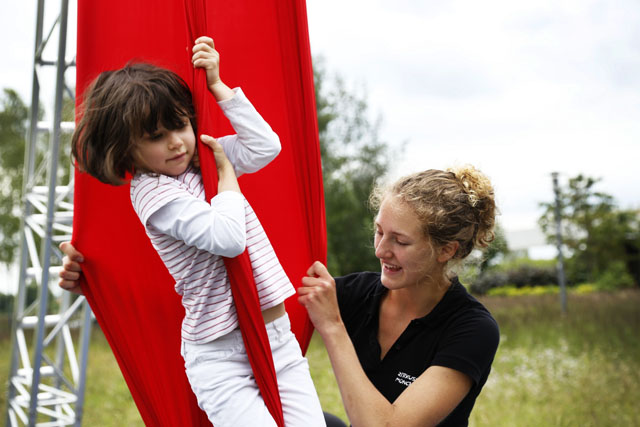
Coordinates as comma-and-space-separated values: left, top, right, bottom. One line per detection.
335, 272, 499, 427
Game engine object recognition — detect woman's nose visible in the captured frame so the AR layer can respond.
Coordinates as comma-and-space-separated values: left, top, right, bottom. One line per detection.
374, 237, 390, 259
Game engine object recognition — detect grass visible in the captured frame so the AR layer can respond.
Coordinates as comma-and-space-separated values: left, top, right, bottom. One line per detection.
1, 288, 639, 426
470, 289, 640, 426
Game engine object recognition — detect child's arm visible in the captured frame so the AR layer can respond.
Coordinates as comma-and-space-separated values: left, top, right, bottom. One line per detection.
192, 36, 281, 177
134, 133, 247, 258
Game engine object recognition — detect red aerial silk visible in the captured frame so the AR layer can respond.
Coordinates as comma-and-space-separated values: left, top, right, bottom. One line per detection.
73, 0, 325, 425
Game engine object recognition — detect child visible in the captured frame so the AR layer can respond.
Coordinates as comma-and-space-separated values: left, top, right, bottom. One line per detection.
72, 36, 325, 427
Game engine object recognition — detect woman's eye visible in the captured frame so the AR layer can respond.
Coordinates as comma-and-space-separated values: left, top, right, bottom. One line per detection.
149, 132, 163, 141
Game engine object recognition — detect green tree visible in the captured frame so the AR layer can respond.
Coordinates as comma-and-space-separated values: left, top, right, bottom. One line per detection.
314, 60, 394, 275
479, 222, 509, 273
538, 174, 639, 286
0, 89, 29, 265
0, 88, 73, 266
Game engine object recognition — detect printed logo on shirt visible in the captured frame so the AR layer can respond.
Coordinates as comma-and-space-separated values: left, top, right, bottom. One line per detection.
394, 371, 417, 387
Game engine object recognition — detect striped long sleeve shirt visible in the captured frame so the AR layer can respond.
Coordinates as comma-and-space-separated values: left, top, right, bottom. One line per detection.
130, 88, 295, 343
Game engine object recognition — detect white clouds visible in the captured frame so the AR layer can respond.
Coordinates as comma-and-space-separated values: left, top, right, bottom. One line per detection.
0, 0, 637, 236
307, 0, 640, 233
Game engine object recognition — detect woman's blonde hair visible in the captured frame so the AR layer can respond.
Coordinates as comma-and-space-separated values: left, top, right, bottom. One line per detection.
370, 165, 496, 263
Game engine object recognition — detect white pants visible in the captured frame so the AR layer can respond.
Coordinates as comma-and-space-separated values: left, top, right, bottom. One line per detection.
181, 314, 326, 427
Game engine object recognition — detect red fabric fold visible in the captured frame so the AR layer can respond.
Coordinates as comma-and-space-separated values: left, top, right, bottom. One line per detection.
183, 1, 283, 424
73, 0, 326, 425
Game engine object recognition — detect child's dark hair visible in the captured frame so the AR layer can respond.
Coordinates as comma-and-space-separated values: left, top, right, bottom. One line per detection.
72, 63, 196, 185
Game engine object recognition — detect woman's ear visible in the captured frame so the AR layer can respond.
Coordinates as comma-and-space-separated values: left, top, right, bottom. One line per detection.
437, 241, 459, 263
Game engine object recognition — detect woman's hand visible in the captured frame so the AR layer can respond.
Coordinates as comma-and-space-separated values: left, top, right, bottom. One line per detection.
58, 241, 85, 295
298, 261, 343, 336
192, 36, 234, 101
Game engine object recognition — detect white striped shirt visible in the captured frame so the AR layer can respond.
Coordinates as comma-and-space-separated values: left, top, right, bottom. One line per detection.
129, 88, 295, 343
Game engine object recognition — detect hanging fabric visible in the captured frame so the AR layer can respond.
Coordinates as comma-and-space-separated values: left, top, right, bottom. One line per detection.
73, 0, 326, 424
183, 1, 283, 424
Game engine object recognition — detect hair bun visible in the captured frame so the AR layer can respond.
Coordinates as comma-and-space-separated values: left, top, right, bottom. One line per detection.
447, 165, 497, 249
448, 165, 492, 207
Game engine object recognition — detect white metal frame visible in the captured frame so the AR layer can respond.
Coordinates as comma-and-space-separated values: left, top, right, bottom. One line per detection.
5, 0, 92, 425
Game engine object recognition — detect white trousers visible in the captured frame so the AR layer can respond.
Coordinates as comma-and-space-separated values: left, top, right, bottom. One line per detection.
181, 314, 326, 427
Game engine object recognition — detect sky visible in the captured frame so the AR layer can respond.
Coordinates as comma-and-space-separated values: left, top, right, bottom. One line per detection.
305, 0, 640, 234
1, 0, 639, 240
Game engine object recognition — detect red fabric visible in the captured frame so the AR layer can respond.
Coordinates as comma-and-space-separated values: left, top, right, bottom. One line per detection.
184, 2, 283, 425
73, 0, 325, 425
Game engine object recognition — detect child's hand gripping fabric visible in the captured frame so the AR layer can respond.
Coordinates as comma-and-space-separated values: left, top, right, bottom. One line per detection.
200, 135, 240, 195
192, 36, 234, 102
192, 36, 241, 196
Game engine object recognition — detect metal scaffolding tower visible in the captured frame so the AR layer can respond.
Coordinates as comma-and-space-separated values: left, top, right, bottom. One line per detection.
5, 0, 93, 425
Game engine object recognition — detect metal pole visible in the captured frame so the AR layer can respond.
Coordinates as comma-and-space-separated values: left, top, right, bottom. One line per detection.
73, 304, 94, 427
552, 172, 568, 314
28, 0, 70, 422
4, 0, 46, 424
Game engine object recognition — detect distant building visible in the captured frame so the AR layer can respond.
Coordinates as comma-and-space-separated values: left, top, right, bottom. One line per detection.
505, 227, 557, 260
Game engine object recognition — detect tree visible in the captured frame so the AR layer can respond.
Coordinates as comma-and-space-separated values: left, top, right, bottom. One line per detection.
314, 59, 394, 276
538, 174, 639, 286
0, 89, 29, 265
0, 88, 73, 266
479, 222, 509, 273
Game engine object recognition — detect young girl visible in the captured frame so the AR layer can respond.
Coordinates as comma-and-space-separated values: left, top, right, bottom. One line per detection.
72, 36, 325, 427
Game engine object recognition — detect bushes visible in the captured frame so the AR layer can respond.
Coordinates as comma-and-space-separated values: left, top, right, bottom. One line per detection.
469, 271, 509, 295
470, 257, 637, 296
0, 293, 14, 314
596, 261, 635, 290
470, 260, 557, 295
0, 286, 41, 314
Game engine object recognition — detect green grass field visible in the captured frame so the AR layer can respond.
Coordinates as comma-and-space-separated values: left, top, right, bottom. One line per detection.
1, 288, 639, 426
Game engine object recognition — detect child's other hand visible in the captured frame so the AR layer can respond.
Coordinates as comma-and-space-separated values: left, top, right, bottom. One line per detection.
200, 134, 241, 194
200, 134, 232, 172
192, 36, 234, 101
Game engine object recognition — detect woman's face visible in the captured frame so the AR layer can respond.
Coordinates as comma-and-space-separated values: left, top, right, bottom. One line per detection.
374, 196, 438, 290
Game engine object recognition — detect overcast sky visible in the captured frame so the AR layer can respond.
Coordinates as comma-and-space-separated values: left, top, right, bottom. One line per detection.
306, 0, 640, 234
1, 0, 639, 237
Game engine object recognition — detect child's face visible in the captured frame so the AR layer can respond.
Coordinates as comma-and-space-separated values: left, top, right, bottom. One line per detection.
133, 119, 196, 176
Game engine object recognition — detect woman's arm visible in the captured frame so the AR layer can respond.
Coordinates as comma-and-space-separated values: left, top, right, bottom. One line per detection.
299, 262, 472, 427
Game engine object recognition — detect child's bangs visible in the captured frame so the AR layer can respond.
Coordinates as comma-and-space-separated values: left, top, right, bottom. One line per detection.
137, 100, 189, 138
126, 72, 195, 139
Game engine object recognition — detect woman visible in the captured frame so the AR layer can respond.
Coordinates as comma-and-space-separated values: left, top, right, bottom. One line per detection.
59, 165, 499, 426
298, 165, 499, 426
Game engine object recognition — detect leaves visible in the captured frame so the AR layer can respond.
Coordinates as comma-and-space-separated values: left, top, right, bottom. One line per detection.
538, 174, 640, 285
0, 89, 28, 265
314, 59, 393, 275
0, 88, 74, 265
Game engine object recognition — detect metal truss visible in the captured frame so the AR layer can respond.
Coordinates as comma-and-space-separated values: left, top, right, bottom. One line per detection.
5, 0, 93, 425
